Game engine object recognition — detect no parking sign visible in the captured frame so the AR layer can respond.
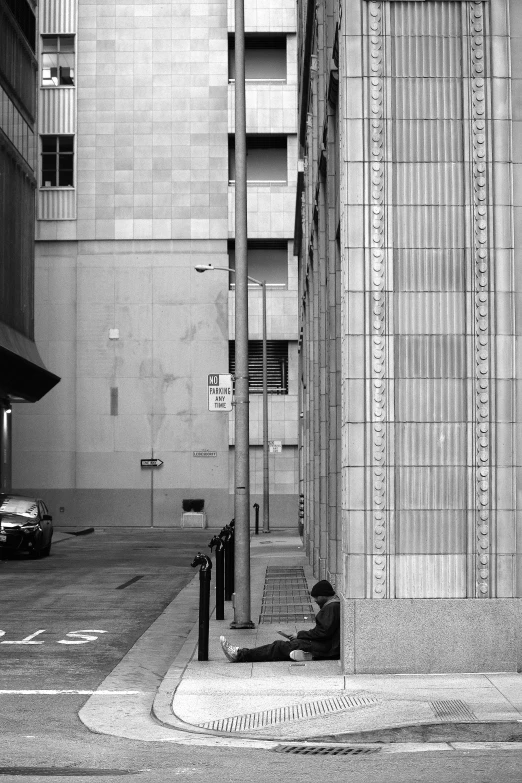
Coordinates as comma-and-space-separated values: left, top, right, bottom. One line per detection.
208, 374, 233, 412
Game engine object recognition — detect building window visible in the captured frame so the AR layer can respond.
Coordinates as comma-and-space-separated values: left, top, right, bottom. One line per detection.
41, 135, 74, 187
229, 135, 287, 184
4, 0, 36, 51
42, 35, 75, 87
228, 240, 288, 288
229, 340, 288, 395
229, 34, 286, 82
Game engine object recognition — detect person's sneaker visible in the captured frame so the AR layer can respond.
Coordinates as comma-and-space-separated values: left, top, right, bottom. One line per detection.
289, 650, 313, 662
220, 635, 239, 662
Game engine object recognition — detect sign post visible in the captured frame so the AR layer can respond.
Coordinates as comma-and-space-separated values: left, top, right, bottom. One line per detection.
208, 374, 233, 412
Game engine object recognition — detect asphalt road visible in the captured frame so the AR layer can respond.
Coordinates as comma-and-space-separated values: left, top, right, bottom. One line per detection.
0, 529, 521, 782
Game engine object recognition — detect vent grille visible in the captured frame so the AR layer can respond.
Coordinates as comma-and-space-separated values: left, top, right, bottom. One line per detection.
229, 34, 287, 50
229, 341, 288, 395
228, 134, 287, 150
273, 745, 381, 756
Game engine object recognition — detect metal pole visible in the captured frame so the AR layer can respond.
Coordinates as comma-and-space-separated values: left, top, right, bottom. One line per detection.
209, 535, 225, 620
261, 281, 270, 533
215, 543, 224, 620
231, 0, 254, 629
253, 502, 259, 535
0, 401, 12, 492
191, 553, 212, 661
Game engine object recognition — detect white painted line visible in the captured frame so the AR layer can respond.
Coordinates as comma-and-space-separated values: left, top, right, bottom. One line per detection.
0, 630, 46, 644
0, 690, 146, 695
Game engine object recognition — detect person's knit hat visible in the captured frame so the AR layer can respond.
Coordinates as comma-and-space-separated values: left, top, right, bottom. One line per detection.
310, 580, 335, 598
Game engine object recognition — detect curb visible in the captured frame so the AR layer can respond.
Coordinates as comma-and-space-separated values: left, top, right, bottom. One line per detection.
304, 721, 522, 745
152, 556, 522, 748
153, 624, 522, 747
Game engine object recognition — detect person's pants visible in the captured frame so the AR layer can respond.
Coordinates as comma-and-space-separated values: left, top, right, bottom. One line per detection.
236, 639, 312, 663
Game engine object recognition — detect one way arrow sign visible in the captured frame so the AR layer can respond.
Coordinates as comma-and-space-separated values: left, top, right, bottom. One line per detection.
140, 458, 164, 468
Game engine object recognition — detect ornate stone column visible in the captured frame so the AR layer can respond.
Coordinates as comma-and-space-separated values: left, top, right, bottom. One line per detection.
340, 0, 519, 672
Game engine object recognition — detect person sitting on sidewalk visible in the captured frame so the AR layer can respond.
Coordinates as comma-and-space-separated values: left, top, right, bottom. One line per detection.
220, 579, 340, 663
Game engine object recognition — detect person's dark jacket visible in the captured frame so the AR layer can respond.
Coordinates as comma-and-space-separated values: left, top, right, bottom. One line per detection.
296, 597, 340, 659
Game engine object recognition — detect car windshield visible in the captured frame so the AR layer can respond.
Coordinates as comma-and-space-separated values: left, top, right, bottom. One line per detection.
0, 497, 38, 519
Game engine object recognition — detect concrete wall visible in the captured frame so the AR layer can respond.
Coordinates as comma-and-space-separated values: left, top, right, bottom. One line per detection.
13, 239, 232, 528
12, 0, 300, 528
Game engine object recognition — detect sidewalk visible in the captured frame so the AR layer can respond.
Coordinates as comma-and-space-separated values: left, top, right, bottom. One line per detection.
79, 528, 522, 749
153, 530, 522, 745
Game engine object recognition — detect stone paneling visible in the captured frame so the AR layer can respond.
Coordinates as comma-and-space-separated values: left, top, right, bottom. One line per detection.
337, 0, 516, 600
74, 0, 228, 241
342, 597, 521, 674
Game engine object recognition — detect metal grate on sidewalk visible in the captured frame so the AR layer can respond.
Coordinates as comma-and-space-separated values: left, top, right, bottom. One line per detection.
259, 566, 315, 623
197, 693, 379, 732
273, 745, 381, 756
430, 699, 477, 722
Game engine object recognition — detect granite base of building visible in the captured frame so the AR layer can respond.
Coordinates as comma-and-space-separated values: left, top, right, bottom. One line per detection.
341, 598, 521, 674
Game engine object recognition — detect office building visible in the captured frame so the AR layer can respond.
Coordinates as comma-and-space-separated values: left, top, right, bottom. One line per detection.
12, 0, 299, 528
296, 0, 522, 672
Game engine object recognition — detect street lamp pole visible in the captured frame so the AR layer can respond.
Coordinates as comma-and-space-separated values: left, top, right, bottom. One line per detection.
195, 264, 270, 540
261, 280, 269, 533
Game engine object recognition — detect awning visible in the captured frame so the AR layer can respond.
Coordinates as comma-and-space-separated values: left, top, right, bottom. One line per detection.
0, 323, 60, 402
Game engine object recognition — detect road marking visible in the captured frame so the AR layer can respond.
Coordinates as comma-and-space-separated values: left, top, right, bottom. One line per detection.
0, 630, 46, 645
0, 690, 145, 695
57, 630, 108, 645
0, 629, 108, 645
116, 576, 145, 590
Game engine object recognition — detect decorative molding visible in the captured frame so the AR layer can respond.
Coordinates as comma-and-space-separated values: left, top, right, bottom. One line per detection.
363, 1, 489, 3
368, 1, 388, 598
469, 1, 491, 598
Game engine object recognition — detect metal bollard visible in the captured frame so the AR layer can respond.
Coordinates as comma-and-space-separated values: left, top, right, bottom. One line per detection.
209, 534, 225, 621
228, 518, 235, 596
191, 552, 213, 661
253, 502, 260, 535
298, 493, 305, 538
219, 523, 234, 601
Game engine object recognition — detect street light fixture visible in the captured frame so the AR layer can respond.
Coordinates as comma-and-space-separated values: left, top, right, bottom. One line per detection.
195, 264, 270, 539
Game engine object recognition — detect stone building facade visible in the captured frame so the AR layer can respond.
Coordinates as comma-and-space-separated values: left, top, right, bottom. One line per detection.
12, 0, 299, 528
0, 0, 59, 492
296, 0, 522, 672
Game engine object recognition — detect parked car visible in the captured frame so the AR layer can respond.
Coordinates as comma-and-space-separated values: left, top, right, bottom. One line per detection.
0, 495, 53, 558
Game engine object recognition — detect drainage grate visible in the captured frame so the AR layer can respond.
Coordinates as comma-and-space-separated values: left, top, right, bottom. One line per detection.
0, 770, 132, 777
259, 566, 315, 623
430, 699, 477, 722
198, 692, 378, 732
273, 745, 381, 756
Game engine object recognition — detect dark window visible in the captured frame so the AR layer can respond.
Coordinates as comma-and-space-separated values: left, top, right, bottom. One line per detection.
0, 2, 37, 121
0, 145, 35, 338
228, 240, 288, 288
4, 0, 36, 51
229, 340, 288, 395
229, 34, 286, 81
229, 135, 287, 183
42, 36, 75, 86
41, 135, 74, 187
